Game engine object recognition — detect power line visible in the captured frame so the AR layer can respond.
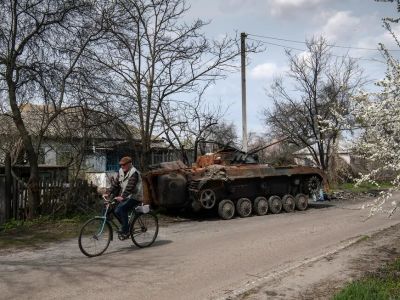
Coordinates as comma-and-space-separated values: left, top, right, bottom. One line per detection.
247, 37, 386, 64
248, 38, 305, 52
248, 33, 400, 52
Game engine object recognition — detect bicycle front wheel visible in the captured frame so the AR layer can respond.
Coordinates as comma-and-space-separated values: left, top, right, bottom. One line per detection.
78, 217, 112, 257
130, 212, 159, 248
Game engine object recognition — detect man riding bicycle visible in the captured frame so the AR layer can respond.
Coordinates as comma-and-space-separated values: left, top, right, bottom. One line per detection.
106, 156, 143, 237
79, 157, 157, 257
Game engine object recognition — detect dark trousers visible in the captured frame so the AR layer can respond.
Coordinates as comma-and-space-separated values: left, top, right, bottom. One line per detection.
114, 197, 139, 233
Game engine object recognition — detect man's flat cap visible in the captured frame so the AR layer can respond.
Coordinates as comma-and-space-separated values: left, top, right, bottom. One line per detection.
119, 156, 132, 165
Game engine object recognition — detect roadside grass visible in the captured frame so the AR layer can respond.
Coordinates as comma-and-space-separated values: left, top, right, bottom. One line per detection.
0, 214, 94, 251
333, 258, 400, 300
0, 210, 174, 251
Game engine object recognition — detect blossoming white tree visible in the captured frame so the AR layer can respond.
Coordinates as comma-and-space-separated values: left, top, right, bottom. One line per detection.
352, 0, 400, 215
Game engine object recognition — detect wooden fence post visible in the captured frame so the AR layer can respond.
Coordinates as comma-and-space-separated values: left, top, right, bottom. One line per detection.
12, 179, 17, 219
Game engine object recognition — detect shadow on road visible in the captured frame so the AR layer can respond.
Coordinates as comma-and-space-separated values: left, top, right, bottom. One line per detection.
308, 202, 335, 209
104, 239, 172, 256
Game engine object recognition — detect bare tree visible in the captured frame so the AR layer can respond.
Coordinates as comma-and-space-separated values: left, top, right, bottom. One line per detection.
159, 93, 226, 164
91, 0, 259, 170
0, 0, 105, 218
203, 120, 239, 152
263, 36, 364, 180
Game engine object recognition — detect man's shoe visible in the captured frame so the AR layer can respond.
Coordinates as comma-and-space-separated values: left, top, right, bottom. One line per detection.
117, 229, 129, 239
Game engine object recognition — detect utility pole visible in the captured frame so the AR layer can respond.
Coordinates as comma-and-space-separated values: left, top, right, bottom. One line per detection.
241, 32, 248, 152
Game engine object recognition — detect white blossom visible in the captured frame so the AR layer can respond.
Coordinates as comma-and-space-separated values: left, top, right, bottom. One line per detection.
350, 15, 400, 217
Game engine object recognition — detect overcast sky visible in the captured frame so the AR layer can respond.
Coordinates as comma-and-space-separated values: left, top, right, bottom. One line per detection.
184, 0, 399, 137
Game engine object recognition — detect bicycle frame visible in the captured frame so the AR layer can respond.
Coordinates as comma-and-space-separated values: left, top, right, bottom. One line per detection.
79, 197, 158, 257
97, 197, 140, 241
94, 202, 113, 241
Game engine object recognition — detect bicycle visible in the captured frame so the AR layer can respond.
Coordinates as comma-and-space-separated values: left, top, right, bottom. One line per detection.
78, 196, 159, 257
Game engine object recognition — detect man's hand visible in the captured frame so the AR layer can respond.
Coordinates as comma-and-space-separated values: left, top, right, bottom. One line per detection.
115, 196, 124, 202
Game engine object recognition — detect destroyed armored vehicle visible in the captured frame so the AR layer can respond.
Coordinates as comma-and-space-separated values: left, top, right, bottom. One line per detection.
143, 145, 326, 220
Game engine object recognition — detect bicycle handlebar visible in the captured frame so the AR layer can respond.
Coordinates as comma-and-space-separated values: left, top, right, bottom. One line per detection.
102, 195, 147, 210
102, 195, 117, 205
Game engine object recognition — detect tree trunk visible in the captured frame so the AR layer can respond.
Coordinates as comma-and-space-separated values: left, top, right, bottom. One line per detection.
179, 146, 189, 166
7, 76, 41, 219
327, 152, 338, 187
194, 139, 201, 162
4, 153, 12, 220
140, 138, 152, 171
27, 165, 40, 219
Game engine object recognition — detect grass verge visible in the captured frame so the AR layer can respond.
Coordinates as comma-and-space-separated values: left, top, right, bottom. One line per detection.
333, 258, 400, 300
0, 214, 94, 251
0, 211, 176, 252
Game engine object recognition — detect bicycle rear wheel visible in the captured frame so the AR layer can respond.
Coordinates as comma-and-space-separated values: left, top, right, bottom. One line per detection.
78, 217, 112, 257
130, 212, 159, 248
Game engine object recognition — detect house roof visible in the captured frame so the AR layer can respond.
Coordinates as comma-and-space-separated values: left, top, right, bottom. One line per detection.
0, 104, 141, 141
0, 104, 170, 150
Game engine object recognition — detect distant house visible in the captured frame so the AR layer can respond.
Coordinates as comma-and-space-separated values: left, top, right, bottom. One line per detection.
0, 104, 185, 188
84, 140, 184, 189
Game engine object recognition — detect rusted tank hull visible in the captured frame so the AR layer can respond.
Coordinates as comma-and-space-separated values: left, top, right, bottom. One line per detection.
143, 161, 191, 208
143, 162, 326, 211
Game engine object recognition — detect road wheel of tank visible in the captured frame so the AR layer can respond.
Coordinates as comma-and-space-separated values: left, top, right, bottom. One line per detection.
268, 196, 282, 214
253, 197, 268, 216
236, 198, 252, 218
199, 189, 216, 209
282, 194, 296, 213
295, 193, 309, 211
218, 199, 235, 220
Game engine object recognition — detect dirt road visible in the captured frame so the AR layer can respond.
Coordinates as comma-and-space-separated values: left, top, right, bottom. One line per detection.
1, 195, 400, 300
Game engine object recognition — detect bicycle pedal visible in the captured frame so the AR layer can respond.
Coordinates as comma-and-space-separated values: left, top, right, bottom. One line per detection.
117, 233, 130, 241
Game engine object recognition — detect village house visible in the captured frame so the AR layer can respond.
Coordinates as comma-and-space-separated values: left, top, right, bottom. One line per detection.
0, 104, 184, 188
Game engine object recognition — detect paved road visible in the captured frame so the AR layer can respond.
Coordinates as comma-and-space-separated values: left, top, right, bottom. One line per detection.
1, 196, 400, 300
